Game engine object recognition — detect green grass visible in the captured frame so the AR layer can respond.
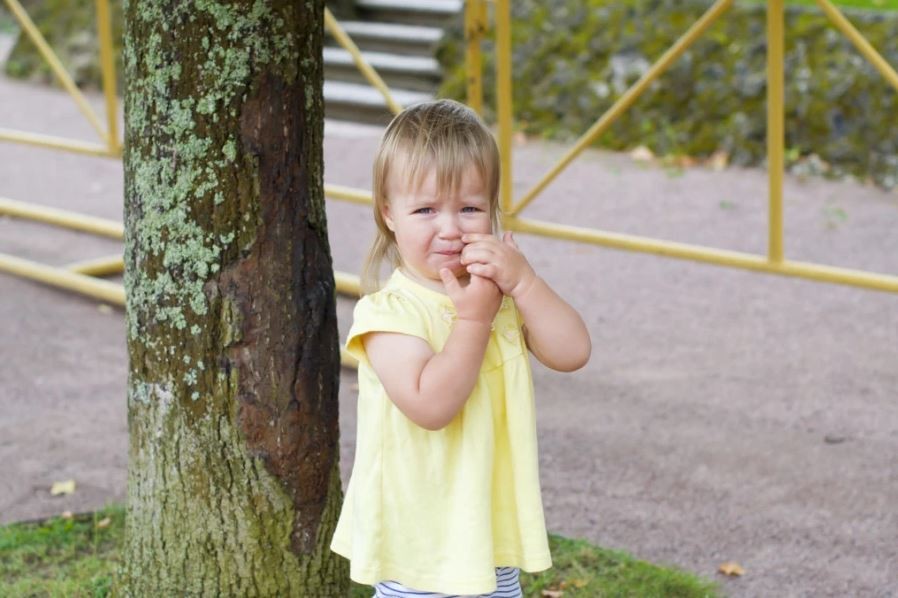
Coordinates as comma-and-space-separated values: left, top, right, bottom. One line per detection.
0, 505, 123, 597
521, 535, 721, 598
1, 505, 721, 598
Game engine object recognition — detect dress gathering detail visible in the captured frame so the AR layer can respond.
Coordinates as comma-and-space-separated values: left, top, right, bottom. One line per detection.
330, 269, 552, 595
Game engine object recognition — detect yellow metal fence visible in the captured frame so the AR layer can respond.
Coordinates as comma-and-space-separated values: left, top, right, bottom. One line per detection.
1, 0, 897, 370
0, 0, 125, 309
320, 0, 898, 298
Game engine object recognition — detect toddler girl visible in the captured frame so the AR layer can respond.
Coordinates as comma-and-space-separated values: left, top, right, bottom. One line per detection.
330, 99, 591, 597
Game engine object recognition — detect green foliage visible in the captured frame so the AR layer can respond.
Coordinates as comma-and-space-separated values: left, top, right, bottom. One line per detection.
438, 0, 898, 189
2, 508, 719, 597
756, 0, 898, 9
0, 7, 19, 35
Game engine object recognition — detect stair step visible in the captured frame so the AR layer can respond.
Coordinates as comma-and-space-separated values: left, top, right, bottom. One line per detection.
327, 20, 443, 55
356, 0, 462, 14
323, 47, 440, 77
355, 0, 462, 27
325, 79, 431, 107
323, 47, 441, 92
324, 80, 433, 124
338, 21, 443, 44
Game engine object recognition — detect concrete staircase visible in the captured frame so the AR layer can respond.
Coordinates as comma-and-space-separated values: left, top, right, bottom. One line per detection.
324, 0, 462, 124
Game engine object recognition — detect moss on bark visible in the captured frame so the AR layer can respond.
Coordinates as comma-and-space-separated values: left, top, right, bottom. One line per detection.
120, 0, 347, 594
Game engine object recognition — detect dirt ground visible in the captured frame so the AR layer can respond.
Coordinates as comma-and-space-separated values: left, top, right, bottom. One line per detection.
2, 35, 897, 597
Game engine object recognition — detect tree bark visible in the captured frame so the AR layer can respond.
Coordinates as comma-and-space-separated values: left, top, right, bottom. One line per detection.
119, 0, 347, 594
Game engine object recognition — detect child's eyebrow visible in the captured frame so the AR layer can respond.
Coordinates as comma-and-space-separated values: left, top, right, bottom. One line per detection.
406, 197, 436, 207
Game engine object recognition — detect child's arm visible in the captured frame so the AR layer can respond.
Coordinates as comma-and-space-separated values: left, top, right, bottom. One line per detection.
362, 269, 502, 431
461, 232, 591, 372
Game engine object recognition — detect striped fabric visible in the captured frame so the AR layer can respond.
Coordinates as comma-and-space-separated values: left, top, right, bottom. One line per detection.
373, 567, 522, 598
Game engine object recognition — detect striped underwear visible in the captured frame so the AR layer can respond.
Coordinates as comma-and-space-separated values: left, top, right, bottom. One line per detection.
373, 566, 522, 598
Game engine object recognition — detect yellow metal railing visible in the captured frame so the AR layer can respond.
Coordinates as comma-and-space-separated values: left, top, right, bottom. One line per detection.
323, 7, 403, 116
506, 0, 735, 217
318, 1, 898, 295
3, 1, 898, 375
482, 0, 898, 294
768, 0, 785, 263
0, 2, 400, 367
0, 0, 125, 312
1, 0, 120, 156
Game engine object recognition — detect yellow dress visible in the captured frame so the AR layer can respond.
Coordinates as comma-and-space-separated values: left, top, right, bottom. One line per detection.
330, 269, 552, 595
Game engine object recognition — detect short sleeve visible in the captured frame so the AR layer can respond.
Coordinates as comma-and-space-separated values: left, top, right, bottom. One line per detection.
345, 289, 431, 366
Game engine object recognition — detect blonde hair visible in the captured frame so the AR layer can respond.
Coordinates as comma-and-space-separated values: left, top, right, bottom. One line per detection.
362, 99, 501, 293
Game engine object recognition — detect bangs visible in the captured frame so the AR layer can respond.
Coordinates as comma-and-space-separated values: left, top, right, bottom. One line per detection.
374, 100, 500, 214
389, 141, 493, 202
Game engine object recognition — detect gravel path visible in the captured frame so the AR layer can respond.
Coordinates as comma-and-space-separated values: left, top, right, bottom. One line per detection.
1, 38, 897, 596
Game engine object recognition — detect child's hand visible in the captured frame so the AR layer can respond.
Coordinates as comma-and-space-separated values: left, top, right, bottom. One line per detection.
439, 268, 502, 326
460, 232, 537, 299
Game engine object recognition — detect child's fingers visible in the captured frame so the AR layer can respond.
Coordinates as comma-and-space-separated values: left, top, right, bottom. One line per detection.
502, 231, 520, 250
461, 233, 494, 244
439, 268, 460, 294
466, 263, 497, 279
462, 239, 500, 250
461, 245, 498, 265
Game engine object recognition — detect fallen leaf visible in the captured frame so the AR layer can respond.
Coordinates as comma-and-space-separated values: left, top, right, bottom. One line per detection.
675, 154, 697, 167
541, 590, 564, 598
96, 517, 112, 528
718, 561, 745, 576
708, 150, 729, 171
629, 145, 654, 162
569, 578, 588, 589
50, 480, 76, 496
61, 511, 74, 519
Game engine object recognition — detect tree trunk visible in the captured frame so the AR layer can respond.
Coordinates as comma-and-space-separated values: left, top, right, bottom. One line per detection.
118, 0, 347, 594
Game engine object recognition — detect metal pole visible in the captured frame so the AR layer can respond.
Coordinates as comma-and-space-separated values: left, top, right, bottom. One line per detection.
324, 7, 403, 115
4, 0, 109, 141
767, 0, 785, 263
815, 0, 898, 92
0, 253, 126, 304
0, 196, 124, 239
495, 0, 513, 220
0, 128, 115, 157
95, 0, 121, 154
507, 217, 898, 294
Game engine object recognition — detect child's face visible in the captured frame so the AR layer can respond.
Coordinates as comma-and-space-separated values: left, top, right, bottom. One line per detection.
383, 163, 493, 288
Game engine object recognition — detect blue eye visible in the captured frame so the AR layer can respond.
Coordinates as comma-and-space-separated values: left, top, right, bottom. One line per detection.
413, 207, 434, 214
462, 206, 483, 213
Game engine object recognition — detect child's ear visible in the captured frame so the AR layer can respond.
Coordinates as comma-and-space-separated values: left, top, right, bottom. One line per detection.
381, 204, 395, 232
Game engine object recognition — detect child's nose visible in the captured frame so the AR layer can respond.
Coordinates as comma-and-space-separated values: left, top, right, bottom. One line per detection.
437, 214, 462, 238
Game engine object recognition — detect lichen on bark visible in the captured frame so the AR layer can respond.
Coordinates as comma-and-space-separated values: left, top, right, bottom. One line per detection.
120, 0, 346, 593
